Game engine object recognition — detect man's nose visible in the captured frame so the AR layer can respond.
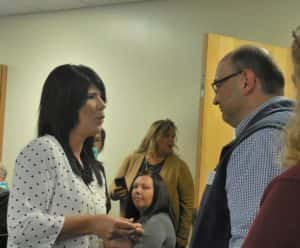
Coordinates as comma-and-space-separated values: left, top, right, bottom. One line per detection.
213, 94, 219, 105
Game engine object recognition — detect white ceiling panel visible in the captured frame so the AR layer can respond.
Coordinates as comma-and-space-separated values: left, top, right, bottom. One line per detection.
0, 0, 149, 17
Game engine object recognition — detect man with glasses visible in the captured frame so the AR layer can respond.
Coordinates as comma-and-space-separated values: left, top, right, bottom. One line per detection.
190, 45, 294, 248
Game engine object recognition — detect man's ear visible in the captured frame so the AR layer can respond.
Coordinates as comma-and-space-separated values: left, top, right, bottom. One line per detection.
241, 69, 256, 95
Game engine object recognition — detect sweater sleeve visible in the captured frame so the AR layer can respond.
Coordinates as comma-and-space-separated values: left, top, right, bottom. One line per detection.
243, 178, 300, 248
176, 162, 195, 240
134, 214, 176, 248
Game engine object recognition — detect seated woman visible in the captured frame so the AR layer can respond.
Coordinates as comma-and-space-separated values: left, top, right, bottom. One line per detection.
127, 172, 176, 247
107, 172, 176, 248
110, 119, 194, 247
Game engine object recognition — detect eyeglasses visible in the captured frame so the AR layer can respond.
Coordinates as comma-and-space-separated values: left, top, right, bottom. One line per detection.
211, 70, 242, 93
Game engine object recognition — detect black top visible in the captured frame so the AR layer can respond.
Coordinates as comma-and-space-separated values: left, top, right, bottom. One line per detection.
139, 158, 165, 175
0, 188, 9, 247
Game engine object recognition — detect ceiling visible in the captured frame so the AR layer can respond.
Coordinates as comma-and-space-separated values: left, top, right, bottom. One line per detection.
0, 0, 149, 17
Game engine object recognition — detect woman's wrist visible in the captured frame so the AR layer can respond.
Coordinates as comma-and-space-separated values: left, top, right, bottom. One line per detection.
85, 215, 97, 235
58, 215, 97, 240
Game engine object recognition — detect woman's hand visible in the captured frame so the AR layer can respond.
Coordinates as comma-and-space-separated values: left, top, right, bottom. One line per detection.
93, 215, 143, 240
111, 186, 128, 200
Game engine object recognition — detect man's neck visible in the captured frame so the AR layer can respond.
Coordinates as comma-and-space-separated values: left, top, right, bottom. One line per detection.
235, 94, 279, 127
234, 95, 284, 136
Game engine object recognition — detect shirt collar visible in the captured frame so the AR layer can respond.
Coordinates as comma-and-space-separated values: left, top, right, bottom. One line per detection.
235, 96, 286, 137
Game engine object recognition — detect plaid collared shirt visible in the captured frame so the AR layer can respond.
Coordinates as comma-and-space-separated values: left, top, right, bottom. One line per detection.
226, 96, 290, 248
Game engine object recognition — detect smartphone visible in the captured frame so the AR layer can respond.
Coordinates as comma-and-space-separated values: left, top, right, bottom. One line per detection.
114, 177, 127, 189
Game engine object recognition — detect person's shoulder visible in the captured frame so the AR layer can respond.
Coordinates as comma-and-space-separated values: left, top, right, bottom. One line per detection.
168, 153, 189, 168
147, 212, 173, 227
23, 135, 56, 147
238, 126, 283, 148
18, 135, 62, 157
257, 99, 294, 126
261, 165, 300, 202
168, 153, 181, 162
276, 165, 300, 182
150, 213, 175, 235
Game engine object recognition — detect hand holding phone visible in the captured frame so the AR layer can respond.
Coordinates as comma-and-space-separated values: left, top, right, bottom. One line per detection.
113, 177, 128, 199
114, 177, 127, 189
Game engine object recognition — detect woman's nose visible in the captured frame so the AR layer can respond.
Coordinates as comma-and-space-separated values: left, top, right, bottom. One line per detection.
134, 187, 142, 194
96, 96, 106, 110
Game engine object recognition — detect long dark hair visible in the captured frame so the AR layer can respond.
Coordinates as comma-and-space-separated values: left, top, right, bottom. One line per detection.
125, 171, 176, 228
94, 129, 111, 213
38, 64, 106, 186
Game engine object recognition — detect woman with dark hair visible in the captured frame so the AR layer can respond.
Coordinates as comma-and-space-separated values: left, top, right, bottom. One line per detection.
128, 172, 176, 247
108, 172, 176, 248
110, 119, 194, 247
7, 64, 142, 248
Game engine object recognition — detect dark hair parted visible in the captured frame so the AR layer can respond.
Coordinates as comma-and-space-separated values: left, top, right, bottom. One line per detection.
125, 171, 176, 229
229, 45, 284, 95
38, 64, 106, 186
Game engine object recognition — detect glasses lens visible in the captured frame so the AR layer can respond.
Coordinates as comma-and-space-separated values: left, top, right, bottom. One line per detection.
213, 82, 220, 91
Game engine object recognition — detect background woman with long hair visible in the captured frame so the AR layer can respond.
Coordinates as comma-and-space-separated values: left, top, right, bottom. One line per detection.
110, 119, 194, 248
107, 171, 176, 248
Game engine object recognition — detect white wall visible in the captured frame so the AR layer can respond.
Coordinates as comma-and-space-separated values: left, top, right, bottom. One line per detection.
0, 0, 299, 215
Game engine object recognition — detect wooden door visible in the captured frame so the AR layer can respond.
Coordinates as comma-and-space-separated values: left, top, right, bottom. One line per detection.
0, 65, 7, 161
195, 33, 295, 206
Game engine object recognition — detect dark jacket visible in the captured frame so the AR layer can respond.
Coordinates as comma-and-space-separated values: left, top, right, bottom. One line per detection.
0, 188, 9, 247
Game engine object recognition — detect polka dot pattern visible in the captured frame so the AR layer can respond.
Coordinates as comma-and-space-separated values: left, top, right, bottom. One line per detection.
7, 135, 106, 248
